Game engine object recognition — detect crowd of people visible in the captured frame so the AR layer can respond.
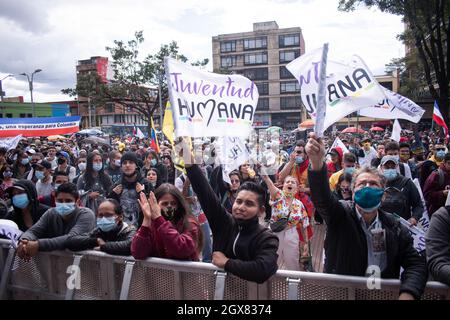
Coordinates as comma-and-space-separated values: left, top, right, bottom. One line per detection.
0, 126, 449, 298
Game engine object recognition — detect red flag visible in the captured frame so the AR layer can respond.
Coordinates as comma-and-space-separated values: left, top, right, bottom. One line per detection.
433, 101, 448, 140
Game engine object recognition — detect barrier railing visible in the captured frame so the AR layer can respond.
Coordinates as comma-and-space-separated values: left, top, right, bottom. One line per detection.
0, 239, 448, 300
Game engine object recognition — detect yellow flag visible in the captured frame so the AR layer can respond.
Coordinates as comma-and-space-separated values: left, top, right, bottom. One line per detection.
162, 101, 189, 173
162, 101, 175, 145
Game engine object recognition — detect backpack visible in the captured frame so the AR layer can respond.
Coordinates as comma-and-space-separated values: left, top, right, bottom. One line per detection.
380, 178, 408, 216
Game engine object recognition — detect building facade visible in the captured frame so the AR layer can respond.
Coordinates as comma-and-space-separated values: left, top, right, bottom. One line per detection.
75, 56, 155, 135
212, 21, 306, 131
0, 101, 70, 118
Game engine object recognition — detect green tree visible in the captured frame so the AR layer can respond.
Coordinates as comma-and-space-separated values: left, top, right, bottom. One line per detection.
339, 0, 450, 124
63, 31, 208, 133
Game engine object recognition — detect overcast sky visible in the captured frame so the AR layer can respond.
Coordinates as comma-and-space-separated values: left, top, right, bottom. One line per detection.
0, 0, 404, 103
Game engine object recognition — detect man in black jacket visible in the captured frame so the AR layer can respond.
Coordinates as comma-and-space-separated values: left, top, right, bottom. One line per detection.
306, 133, 427, 300
379, 155, 423, 225
108, 152, 153, 228
5, 179, 50, 232
66, 199, 136, 255
186, 160, 279, 284
426, 206, 450, 285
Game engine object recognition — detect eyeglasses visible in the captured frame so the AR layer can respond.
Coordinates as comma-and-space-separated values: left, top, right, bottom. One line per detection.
295, 151, 303, 155
230, 179, 240, 184
436, 148, 446, 151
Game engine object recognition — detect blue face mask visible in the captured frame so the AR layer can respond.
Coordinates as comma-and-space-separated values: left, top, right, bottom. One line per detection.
13, 194, 30, 209
383, 168, 398, 181
93, 163, 103, 172
97, 217, 117, 232
295, 156, 304, 164
354, 186, 384, 213
344, 167, 355, 175
150, 159, 157, 166
436, 150, 446, 159
35, 171, 45, 180
21, 158, 29, 165
55, 202, 76, 216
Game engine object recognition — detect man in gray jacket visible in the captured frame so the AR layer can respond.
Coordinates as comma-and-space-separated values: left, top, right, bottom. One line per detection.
17, 182, 95, 260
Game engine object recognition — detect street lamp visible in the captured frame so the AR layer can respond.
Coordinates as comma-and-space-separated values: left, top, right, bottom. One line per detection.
0, 74, 14, 102
20, 69, 42, 117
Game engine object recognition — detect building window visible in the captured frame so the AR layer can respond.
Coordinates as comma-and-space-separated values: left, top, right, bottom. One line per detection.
255, 82, 269, 95
279, 66, 295, 79
379, 81, 393, 91
6, 113, 13, 118
243, 37, 267, 50
114, 115, 123, 123
280, 81, 300, 93
20, 113, 26, 118
279, 50, 300, 63
0, 114, 3, 118
257, 98, 269, 110
279, 33, 300, 48
221, 56, 237, 68
244, 52, 268, 65
105, 102, 114, 113
280, 96, 301, 110
220, 41, 236, 53
27, 114, 32, 117
239, 68, 268, 81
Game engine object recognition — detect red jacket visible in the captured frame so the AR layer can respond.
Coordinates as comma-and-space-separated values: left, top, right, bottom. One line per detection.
423, 164, 450, 216
326, 147, 343, 178
131, 215, 200, 261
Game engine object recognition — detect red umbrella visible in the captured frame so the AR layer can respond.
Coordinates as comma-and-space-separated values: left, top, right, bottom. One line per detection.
370, 126, 385, 132
341, 127, 365, 134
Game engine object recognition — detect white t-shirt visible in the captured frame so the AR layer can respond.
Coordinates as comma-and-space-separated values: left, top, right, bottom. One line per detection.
36, 179, 54, 198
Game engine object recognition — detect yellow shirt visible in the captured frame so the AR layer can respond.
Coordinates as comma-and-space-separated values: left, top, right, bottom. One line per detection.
329, 169, 344, 191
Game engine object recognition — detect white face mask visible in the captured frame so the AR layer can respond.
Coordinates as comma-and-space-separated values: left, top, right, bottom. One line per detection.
78, 162, 86, 171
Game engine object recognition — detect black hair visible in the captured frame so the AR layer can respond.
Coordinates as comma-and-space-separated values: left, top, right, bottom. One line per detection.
101, 198, 123, 216
84, 152, 112, 191
385, 141, 400, 152
236, 182, 266, 208
399, 142, 411, 150
56, 182, 79, 199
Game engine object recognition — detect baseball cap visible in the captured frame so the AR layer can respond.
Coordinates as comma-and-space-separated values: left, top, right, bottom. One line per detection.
381, 155, 399, 166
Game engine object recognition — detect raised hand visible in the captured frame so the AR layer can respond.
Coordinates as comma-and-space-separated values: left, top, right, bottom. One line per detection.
305, 132, 326, 171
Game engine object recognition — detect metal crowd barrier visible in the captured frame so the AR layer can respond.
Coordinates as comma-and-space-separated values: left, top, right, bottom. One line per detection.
0, 239, 448, 300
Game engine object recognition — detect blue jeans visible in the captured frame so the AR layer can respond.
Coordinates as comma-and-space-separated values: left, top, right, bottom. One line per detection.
201, 222, 212, 263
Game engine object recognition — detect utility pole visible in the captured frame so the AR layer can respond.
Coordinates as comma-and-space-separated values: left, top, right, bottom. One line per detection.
20, 69, 42, 117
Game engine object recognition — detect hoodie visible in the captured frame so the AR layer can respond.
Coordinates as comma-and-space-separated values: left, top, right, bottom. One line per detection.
5, 179, 50, 232
108, 169, 154, 228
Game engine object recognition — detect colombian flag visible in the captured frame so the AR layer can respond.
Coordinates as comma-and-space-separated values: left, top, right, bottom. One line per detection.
150, 117, 160, 153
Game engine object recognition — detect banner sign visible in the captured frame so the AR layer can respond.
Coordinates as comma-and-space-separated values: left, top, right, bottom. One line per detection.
0, 219, 23, 248
218, 137, 249, 184
0, 116, 81, 138
165, 57, 258, 138
397, 216, 426, 252
286, 47, 387, 132
358, 88, 425, 123
0, 134, 22, 150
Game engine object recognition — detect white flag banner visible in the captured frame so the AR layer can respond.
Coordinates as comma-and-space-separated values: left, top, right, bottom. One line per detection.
329, 137, 350, 154
286, 47, 387, 131
315, 43, 329, 137
0, 134, 22, 150
219, 137, 249, 184
358, 88, 425, 123
397, 216, 426, 252
136, 127, 145, 139
413, 178, 430, 232
0, 219, 23, 248
391, 119, 401, 142
165, 57, 258, 138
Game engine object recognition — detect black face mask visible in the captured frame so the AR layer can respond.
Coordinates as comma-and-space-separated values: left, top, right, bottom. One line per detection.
161, 206, 175, 221
57, 158, 66, 165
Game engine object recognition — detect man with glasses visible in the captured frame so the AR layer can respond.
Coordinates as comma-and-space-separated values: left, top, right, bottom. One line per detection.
423, 153, 450, 217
